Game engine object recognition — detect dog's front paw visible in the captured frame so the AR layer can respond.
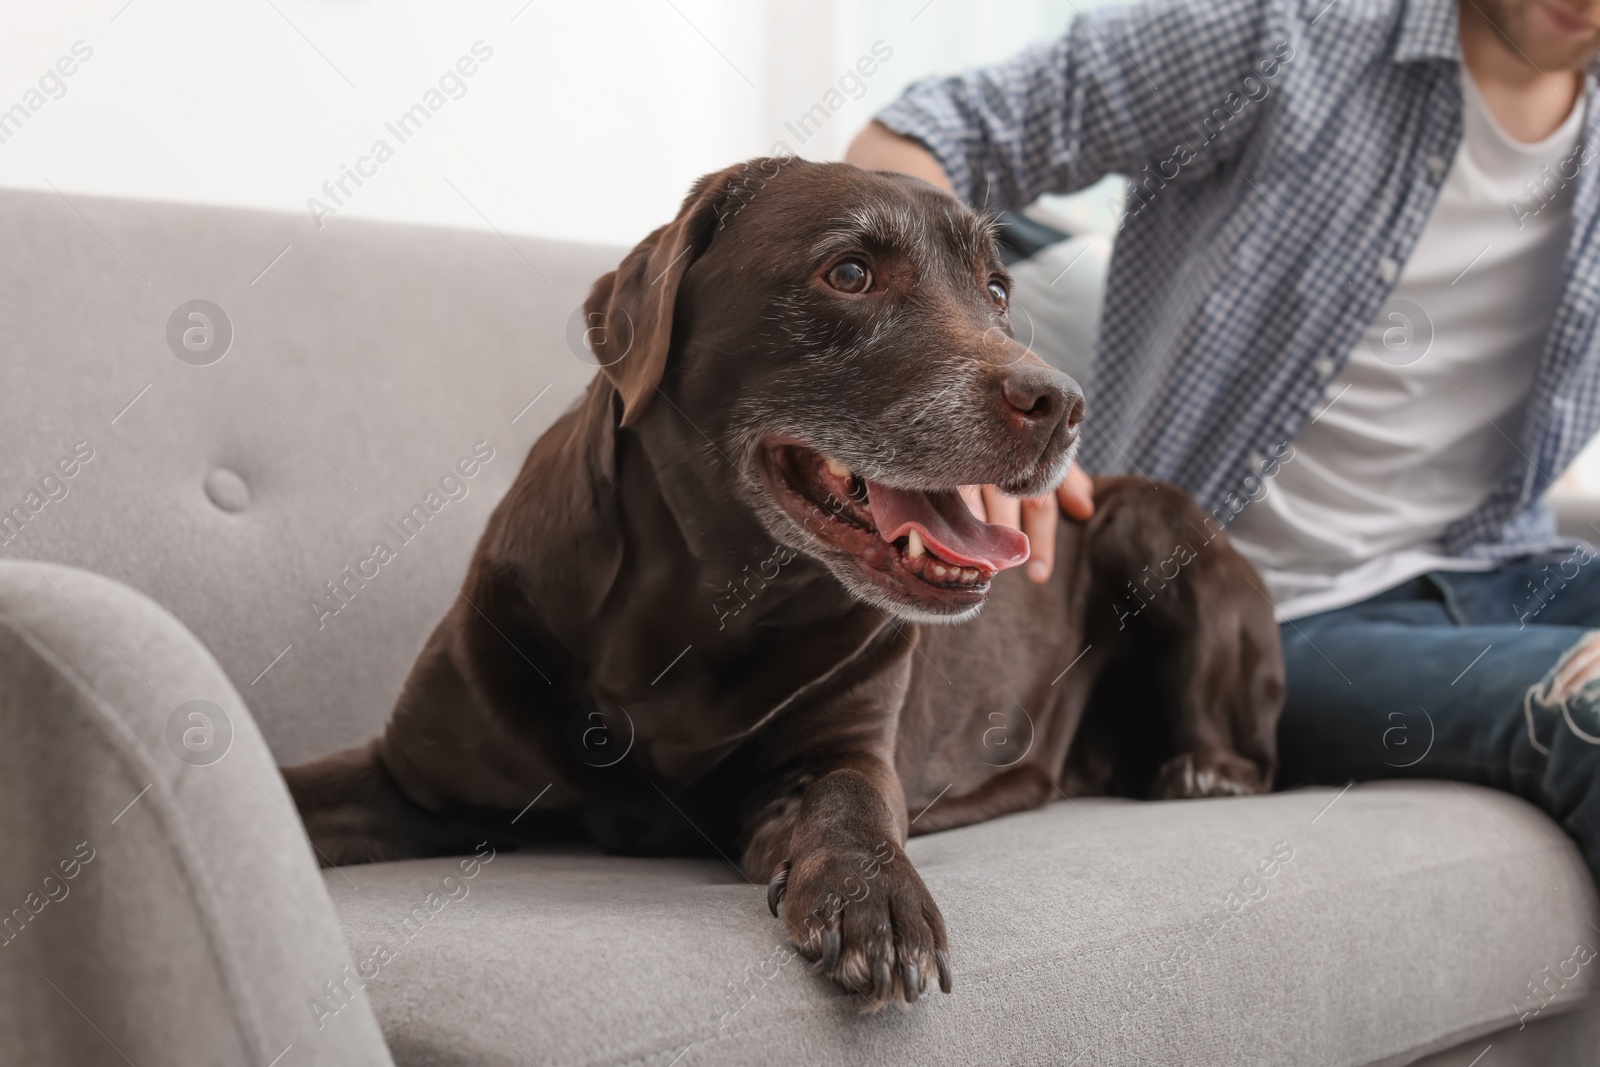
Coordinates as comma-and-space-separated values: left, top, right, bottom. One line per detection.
1150, 751, 1267, 799
767, 842, 950, 1009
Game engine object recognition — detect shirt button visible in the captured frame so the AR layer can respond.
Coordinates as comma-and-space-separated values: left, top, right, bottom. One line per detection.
1425, 154, 1448, 177
1312, 357, 1336, 381
1378, 256, 1400, 284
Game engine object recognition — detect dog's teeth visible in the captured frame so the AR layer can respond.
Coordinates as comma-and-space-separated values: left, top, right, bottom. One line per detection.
907, 529, 925, 559
930, 563, 947, 579
824, 457, 851, 479
960, 567, 978, 582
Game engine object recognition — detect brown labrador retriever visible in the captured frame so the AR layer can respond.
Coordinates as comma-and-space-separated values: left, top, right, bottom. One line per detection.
282, 157, 1284, 1009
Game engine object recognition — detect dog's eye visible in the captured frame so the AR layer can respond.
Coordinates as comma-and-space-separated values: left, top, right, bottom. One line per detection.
988, 281, 1009, 310
826, 260, 873, 294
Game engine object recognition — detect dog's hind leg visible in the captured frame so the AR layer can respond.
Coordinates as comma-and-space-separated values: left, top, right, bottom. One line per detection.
281, 740, 520, 867
1144, 533, 1284, 800
1083, 480, 1285, 800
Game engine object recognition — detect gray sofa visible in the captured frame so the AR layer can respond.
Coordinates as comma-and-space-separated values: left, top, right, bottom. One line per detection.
4, 185, 1600, 1066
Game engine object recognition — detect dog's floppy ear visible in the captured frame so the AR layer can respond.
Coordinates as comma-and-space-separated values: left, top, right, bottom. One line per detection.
581, 160, 771, 427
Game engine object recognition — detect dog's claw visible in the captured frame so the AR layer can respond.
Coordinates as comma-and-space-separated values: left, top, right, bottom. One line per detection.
821, 928, 841, 971
767, 863, 790, 917
873, 958, 893, 1000
773, 845, 948, 1009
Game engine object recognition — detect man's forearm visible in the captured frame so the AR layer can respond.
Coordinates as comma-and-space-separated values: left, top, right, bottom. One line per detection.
843, 122, 954, 193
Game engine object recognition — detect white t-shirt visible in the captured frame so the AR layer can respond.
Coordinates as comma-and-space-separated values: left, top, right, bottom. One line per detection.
1226, 69, 1584, 621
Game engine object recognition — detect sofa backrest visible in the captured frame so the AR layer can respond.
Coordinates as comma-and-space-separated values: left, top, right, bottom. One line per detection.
0, 187, 622, 763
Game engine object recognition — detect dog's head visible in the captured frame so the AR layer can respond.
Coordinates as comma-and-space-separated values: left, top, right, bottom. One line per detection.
582, 157, 1083, 623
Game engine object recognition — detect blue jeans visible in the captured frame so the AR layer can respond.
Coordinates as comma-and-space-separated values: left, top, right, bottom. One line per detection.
1278, 549, 1600, 877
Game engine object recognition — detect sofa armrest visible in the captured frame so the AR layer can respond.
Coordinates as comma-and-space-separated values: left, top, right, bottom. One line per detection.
0, 561, 393, 1067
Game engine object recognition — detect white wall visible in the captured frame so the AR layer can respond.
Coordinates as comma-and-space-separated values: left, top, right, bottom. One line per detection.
0, 0, 1087, 247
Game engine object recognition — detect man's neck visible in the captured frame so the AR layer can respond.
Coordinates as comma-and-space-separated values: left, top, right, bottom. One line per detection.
1458, 0, 1584, 141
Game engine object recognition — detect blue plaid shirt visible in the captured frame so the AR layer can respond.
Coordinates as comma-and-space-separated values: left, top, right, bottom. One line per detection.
876, 0, 1600, 560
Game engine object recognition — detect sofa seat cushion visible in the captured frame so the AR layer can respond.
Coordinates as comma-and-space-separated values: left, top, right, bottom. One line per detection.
326, 781, 1600, 1067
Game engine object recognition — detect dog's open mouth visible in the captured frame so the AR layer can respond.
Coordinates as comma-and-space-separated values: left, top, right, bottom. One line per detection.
760, 441, 1031, 611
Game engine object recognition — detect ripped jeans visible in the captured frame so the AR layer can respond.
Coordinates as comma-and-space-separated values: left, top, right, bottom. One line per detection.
1277, 549, 1600, 878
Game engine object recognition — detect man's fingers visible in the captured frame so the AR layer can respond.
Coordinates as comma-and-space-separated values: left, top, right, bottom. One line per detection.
1020, 495, 1057, 583
1057, 465, 1095, 521
959, 485, 987, 521
965, 485, 1064, 582
983, 486, 1022, 533
957, 469, 1089, 586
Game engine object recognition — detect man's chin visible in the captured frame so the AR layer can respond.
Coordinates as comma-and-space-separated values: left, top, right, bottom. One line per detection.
1513, 5, 1600, 69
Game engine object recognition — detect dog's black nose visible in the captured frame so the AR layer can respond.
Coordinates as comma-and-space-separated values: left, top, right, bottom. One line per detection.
999, 365, 1084, 432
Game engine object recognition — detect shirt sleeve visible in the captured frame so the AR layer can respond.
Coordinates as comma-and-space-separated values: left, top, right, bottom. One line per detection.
873, 0, 1292, 210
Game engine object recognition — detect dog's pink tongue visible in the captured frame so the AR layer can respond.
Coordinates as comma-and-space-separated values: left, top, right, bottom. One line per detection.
863, 481, 1031, 572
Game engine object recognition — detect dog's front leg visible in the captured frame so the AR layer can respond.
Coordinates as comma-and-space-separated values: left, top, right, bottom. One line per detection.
746, 751, 951, 1008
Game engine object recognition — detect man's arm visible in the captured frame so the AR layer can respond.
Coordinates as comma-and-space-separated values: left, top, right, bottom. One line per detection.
856, 0, 1289, 212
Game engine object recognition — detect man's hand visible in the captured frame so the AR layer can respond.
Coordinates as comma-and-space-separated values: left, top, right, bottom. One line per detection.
960, 466, 1094, 583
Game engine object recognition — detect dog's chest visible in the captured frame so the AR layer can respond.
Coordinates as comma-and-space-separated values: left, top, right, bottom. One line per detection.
894, 579, 1086, 805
